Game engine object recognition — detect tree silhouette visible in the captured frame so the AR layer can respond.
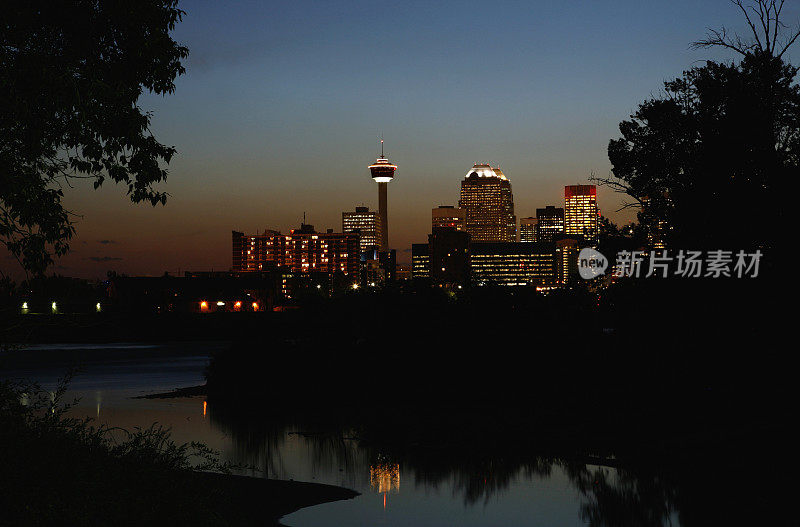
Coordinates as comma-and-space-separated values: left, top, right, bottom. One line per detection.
1, 1, 188, 275
593, 0, 799, 256
692, 0, 800, 58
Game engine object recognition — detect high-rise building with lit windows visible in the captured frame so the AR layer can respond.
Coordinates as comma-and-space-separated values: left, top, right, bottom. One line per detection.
459, 164, 516, 242
232, 229, 282, 271
555, 237, 580, 285
520, 217, 538, 242
343, 206, 381, 254
535, 206, 564, 243
564, 185, 599, 245
232, 225, 359, 276
432, 206, 466, 232
411, 243, 430, 279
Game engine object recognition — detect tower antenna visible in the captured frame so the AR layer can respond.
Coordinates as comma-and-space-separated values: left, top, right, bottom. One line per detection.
380, 134, 384, 158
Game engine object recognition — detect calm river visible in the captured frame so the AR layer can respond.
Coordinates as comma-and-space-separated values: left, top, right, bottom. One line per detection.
1, 342, 673, 527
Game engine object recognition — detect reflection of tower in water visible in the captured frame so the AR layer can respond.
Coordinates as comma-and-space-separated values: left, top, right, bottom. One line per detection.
370, 460, 400, 509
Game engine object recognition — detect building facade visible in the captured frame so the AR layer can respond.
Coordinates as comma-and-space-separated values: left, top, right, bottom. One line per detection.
232, 224, 359, 276
555, 238, 580, 285
535, 206, 564, 243
432, 206, 466, 232
428, 229, 470, 287
232, 229, 282, 271
411, 243, 430, 280
459, 164, 516, 242
343, 206, 382, 254
519, 217, 538, 242
564, 185, 599, 245
470, 243, 555, 286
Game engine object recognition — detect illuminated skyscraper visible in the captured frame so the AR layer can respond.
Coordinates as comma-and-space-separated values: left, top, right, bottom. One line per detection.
520, 217, 538, 242
458, 164, 516, 242
534, 206, 564, 243
368, 140, 397, 251
342, 206, 381, 254
432, 206, 466, 232
555, 237, 580, 285
564, 185, 599, 245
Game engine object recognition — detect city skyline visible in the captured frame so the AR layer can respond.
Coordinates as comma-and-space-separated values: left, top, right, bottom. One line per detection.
2, 2, 795, 525
4, 150, 612, 279
1, 1, 776, 280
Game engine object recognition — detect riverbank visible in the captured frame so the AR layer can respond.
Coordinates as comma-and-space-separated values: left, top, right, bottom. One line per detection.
0, 378, 358, 526
178, 473, 359, 527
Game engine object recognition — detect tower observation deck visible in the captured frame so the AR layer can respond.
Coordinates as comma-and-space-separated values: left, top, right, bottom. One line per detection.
368, 139, 397, 251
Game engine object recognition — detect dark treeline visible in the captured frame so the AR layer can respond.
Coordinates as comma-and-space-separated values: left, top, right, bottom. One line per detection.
201, 275, 793, 525
206, 277, 788, 433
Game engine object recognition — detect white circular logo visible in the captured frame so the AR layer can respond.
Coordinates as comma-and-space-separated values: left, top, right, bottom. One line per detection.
578, 248, 608, 279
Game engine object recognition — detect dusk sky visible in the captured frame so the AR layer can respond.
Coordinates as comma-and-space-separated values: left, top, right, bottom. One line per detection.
6, 0, 793, 279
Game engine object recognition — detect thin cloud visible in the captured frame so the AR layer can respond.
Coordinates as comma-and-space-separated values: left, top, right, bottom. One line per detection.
86, 256, 123, 262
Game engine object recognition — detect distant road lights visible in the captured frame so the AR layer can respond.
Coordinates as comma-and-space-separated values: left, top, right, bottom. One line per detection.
95, 302, 101, 312
352, 283, 359, 290
216, 301, 225, 306
200, 301, 208, 311
316, 284, 322, 289
22, 302, 28, 309
51, 301, 57, 313
252, 302, 259, 311
234, 301, 242, 311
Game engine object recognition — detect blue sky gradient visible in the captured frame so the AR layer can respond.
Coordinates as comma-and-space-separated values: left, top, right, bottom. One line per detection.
8, 0, 797, 277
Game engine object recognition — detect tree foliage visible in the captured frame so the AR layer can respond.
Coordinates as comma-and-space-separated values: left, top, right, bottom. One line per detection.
595, 0, 800, 254
1, 1, 188, 275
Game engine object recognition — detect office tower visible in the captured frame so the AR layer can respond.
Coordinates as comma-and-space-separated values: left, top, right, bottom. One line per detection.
232, 224, 359, 276
555, 238, 580, 285
368, 140, 397, 251
428, 228, 470, 287
535, 206, 564, 243
379, 249, 397, 283
432, 206, 466, 232
470, 242, 555, 286
411, 243, 430, 279
458, 163, 516, 242
564, 185, 599, 245
343, 206, 382, 254
520, 217, 538, 242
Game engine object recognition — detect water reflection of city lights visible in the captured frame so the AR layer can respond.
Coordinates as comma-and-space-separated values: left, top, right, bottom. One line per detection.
370, 462, 400, 494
